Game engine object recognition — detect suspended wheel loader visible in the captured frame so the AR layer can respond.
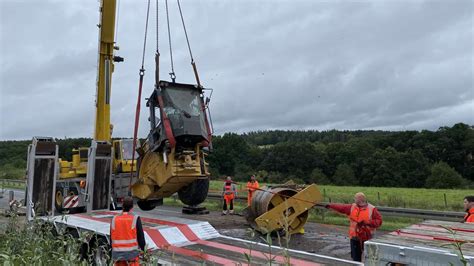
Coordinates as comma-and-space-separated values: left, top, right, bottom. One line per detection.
132, 80, 213, 211
244, 181, 322, 235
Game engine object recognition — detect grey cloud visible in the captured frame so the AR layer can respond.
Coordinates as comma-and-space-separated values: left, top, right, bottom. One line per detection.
1, 0, 473, 140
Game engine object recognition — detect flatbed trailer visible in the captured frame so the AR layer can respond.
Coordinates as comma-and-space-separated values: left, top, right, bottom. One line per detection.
46, 208, 361, 265
364, 220, 474, 265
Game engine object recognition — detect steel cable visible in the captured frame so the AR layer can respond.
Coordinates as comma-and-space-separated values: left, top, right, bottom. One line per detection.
165, 0, 176, 81
177, 0, 193, 62
129, 0, 151, 193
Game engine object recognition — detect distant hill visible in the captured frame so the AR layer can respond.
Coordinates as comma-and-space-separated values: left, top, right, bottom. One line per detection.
1, 123, 472, 189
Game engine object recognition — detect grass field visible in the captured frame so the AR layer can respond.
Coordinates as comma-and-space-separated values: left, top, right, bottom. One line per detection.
209, 180, 469, 211
164, 196, 421, 231
205, 179, 470, 231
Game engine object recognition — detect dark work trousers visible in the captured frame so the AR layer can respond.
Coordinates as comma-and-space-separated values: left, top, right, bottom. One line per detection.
223, 199, 234, 211
350, 238, 363, 262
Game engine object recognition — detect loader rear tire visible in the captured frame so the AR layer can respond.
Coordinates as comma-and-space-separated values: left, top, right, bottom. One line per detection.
178, 178, 209, 206
137, 200, 156, 211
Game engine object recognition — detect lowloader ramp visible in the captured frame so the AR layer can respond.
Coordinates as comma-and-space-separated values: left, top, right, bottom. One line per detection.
48, 209, 360, 265
365, 220, 474, 265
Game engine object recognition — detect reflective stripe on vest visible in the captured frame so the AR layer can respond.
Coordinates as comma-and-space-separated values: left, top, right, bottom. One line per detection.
112, 239, 139, 245
348, 203, 375, 238
110, 212, 139, 260
224, 183, 234, 195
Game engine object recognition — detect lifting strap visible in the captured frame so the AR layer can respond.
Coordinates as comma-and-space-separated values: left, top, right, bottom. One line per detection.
129, 0, 152, 194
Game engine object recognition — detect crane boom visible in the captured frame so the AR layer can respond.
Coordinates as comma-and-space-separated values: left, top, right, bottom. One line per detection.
94, 0, 117, 142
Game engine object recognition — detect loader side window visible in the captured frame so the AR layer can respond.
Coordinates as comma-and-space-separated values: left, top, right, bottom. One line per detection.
121, 139, 138, 160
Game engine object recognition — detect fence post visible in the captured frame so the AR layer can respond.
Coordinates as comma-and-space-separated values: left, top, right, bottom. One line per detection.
9, 190, 14, 203
444, 193, 447, 208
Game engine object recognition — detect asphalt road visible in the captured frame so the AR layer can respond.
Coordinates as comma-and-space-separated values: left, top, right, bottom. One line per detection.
0, 188, 25, 209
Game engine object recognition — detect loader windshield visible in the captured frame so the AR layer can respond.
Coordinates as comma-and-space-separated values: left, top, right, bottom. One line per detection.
163, 88, 202, 117
162, 86, 209, 141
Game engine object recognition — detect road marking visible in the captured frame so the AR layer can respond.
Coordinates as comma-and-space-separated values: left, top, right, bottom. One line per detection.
195, 239, 321, 266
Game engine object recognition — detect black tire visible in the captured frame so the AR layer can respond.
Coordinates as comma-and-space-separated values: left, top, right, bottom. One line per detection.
137, 200, 157, 211
178, 178, 209, 206
55, 189, 64, 214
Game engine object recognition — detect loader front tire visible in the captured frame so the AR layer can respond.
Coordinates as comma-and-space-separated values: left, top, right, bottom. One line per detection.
178, 178, 209, 206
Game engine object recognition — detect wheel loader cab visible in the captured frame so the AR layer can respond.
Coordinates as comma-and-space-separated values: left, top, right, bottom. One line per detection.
147, 81, 210, 151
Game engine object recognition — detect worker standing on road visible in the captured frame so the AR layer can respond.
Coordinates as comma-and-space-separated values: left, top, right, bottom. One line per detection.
246, 175, 259, 206
463, 195, 474, 223
325, 192, 382, 262
110, 197, 146, 265
222, 176, 237, 215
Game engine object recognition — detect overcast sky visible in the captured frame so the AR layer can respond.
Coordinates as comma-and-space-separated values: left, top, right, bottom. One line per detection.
0, 0, 472, 140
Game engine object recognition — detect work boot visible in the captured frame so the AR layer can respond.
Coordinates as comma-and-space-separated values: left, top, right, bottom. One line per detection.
222, 210, 228, 215
229, 209, 234, 215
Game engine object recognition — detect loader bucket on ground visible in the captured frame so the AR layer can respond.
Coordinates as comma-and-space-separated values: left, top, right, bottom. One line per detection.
245, 183, 322, 235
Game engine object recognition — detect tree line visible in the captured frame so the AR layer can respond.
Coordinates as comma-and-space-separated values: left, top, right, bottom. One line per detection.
208, 123, 473, 189
1, 123, 472, 189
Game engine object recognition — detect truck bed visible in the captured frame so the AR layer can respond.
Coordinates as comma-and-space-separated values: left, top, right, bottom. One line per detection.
365, 220, 474, 266
47, 209, 361, 265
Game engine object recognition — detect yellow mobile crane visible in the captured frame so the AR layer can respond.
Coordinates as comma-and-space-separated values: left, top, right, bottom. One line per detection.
49, 0, 128, 212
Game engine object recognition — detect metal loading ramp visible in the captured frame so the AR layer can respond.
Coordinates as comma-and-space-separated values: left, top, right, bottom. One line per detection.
48, 209, 361, 265
365, 220, 474, 266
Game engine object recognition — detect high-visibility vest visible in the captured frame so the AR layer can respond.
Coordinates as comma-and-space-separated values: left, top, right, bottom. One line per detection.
247, 181, 259, 192
348, 203, 375, 240
224, 182, 234, 196
465, 207, 474, 223
111, 212, 139, 260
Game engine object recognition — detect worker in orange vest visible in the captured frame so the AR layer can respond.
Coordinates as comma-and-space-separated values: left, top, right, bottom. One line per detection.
222, 176, 237, 215
463, 195, 474, 223
246, 175, 259, 206
110, 197, 145, 265
325, 192, 382, 262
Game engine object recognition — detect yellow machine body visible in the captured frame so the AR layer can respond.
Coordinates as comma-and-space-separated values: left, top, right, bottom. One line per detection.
132, 144, 209, 200
59, 148, 88, 178
112, 139, 137, 173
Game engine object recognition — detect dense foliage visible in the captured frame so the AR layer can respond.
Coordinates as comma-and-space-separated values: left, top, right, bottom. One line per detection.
0, 123, 472, 188
208, 123, 474, 189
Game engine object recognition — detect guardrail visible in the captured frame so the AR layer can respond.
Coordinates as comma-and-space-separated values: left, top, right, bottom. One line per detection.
0, 180, 465, 221
206, 193, 465, 222
0, 179, 26, 189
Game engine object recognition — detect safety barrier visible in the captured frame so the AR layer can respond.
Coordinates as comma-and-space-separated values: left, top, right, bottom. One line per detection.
0, 179, 26, 189
1, 179, 464, 221
206, 193, 465, 222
